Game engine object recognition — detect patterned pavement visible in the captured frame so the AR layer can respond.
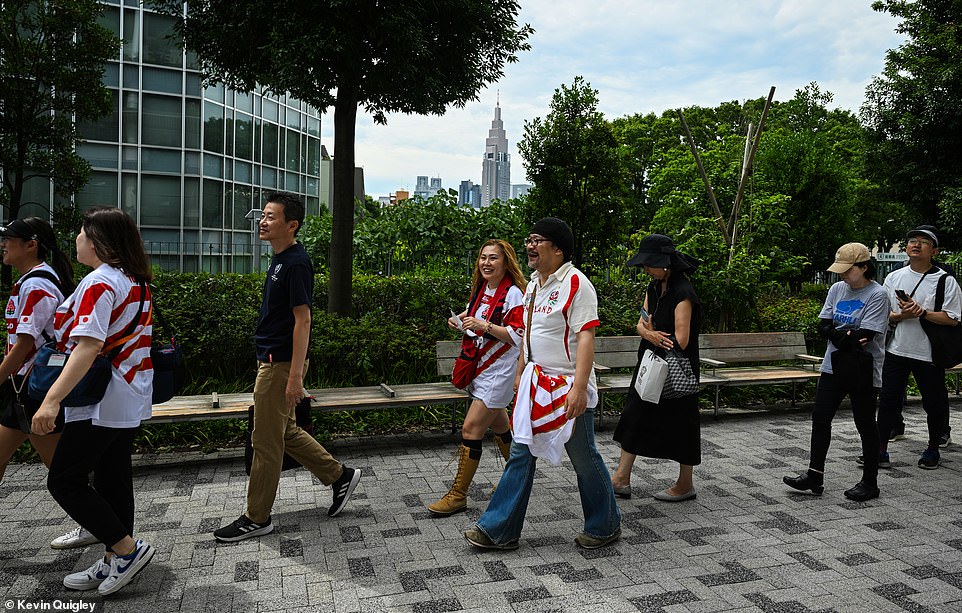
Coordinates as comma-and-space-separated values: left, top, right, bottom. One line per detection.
1, 400, 961, 613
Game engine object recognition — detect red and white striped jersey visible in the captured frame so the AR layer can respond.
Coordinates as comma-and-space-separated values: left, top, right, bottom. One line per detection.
4, 263, 65, 375
54, 264, 153, 427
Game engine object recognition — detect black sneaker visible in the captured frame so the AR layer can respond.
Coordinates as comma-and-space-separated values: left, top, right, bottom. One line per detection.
888, 425, 906, 442
856, 452, 891, 469
918, 448, 941, 470
328, 466, 361, 517
213, 515, 273, 542
939, 433, 952, 448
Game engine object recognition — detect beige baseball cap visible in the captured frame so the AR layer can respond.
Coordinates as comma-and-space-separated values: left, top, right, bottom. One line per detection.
827, 242, 871, 273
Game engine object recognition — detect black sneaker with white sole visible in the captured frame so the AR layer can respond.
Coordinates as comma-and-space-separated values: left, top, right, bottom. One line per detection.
213, 515, 273, 542
328, 466, 361, 517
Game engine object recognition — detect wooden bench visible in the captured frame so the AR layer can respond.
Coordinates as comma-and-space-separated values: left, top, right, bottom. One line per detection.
149, 348, 470, 429
593, 332, 822, 418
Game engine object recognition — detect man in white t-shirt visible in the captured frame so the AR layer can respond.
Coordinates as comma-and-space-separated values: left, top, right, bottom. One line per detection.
875, 226, 962, 470
464, 218, 621, 551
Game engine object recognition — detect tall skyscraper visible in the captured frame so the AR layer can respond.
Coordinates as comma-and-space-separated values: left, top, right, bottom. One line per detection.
481, 99, 510, 207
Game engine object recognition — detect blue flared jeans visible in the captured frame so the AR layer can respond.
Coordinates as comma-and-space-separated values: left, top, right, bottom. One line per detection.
475, 408, 621, 544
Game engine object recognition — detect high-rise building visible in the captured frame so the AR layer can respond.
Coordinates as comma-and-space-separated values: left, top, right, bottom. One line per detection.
38, 2, 350, 273
481, 100, 510, 207
414, 175, 430, 199
511, 183, 531, 199
458, 180, 482, 208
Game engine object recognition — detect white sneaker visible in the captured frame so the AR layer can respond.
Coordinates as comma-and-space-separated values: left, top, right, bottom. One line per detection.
63, 557, 110, 590
51, 526, 101, 550
98, 539, 154, 595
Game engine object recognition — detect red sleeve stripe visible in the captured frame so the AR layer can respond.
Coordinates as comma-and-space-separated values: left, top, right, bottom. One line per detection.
579, 319, 601, 331
19, 289, 55, 317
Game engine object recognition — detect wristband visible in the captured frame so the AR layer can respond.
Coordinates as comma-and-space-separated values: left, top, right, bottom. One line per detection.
483, 321, 492, 334
920, 309, 928, 319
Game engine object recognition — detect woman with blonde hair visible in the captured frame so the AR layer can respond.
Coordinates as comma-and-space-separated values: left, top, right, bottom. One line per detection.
428, 239, 526, 516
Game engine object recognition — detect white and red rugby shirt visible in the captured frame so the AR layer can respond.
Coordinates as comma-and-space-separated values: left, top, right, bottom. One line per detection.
4, 263, 65, 375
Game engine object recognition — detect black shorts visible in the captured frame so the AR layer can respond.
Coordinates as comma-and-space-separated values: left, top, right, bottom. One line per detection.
0, 376, 65, 435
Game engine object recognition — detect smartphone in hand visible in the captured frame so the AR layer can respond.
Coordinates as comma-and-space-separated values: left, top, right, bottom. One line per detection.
640, 307, 650, 323
895, 289, 910, 302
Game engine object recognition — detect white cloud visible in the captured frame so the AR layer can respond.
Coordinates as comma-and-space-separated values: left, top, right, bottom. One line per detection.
347, 0, 905, 197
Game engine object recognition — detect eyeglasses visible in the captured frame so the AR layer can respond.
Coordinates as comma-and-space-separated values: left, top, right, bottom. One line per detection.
523, 237, 549, 247
906, 237, 933, 247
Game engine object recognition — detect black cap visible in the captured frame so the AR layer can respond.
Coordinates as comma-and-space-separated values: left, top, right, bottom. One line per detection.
0, 219, 37, 240
530, 217, 574, 262
907, 225, 939, 247
627, 233, 700, 272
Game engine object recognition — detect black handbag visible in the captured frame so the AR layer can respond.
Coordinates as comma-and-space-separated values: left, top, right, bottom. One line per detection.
150, 299, 185, 404
27, 283, 145, 406
919, 273, 962, 369
244, 397, 314, 475
661, 347, 699, 399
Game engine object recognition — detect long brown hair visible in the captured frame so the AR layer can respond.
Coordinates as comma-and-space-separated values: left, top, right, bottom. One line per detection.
82, 207, 152, 282
470, 239, 526, 297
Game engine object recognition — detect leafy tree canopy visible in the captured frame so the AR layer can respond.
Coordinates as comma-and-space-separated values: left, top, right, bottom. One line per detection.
0, 0, 119, 287
152, 0, 532, 314
862, 0, 962, 249
519, 76, 628, 270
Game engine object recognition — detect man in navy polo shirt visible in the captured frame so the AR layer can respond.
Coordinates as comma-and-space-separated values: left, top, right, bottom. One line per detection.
214, 192, 360, 542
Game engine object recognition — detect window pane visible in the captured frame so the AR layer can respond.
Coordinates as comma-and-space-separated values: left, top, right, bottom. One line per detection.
185, 151, 201, 175
76, 171, 118, 209
142, 67, 182, 94
203, 154, 222, 178
203, 102, 223, 153
307, 137, 320, 175
232, 185, 252, 230
142, 94, 181, 147
262, 99, 277, 122
123, 64, 139, 89
122, 91, 138, 143
202, 179, 224, 227
103, 63, 120, 88
122, 146, 138, 170
122, 8, 140, 62
143, 12, 181, 67
224, 115, 234, 157
235, 113, 253, 160
20, 178, 52, 213
285, 128, 299, 171
185, 72, 201, 97
184, 178, 200, 227
79, 90, 119, 142
141, 148, 181, 173
141, 175, 181, 225
203, 82, 224, 103
261, 167, 276, 188
185, 99, 200, 149
262, 122, 278, 167
78, 143, 118, 168
234, 161, 251, 183
235, 92, 253, 113
121, 174, 137, 217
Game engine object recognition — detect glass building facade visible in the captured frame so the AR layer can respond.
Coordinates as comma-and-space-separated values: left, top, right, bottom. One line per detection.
41, 2, 324, 273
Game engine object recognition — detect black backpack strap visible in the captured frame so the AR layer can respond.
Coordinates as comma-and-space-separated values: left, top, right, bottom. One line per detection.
934, 272, 948, 313
15, 269, 68, 343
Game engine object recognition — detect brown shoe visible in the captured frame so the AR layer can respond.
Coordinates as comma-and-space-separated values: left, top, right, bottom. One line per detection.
427, 443, 479, 516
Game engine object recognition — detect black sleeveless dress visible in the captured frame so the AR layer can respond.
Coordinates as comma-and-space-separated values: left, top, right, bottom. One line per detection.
613, 274, 702, 466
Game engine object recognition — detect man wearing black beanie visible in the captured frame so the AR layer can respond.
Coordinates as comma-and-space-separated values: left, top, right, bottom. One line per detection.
465, 218, 622, 551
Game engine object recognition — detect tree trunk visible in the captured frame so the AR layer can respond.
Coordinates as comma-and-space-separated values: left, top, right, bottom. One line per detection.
327, 90, 359, 316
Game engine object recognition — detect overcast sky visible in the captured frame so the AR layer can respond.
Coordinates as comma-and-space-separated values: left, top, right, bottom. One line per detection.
329, 1, 906, 199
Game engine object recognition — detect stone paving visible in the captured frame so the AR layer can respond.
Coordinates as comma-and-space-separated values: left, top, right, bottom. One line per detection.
1, 402, 961, 613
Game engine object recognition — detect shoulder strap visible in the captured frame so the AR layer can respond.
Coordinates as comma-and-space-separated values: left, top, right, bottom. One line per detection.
524, 285, 538, 363
18, 269, 68, 297
16, 269, 67, 343
935, 272, 948, 312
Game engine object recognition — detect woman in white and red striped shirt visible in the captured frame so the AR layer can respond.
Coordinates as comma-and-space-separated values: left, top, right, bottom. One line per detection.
32, 207, 156, 596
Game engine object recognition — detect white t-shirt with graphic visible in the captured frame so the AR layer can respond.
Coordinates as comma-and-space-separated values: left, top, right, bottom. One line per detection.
54, 264, 153, 428
4, 263, 65, 375
818, 280, 889, 387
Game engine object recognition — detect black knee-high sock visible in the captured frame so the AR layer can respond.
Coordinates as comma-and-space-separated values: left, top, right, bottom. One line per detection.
462, 438, 482, 460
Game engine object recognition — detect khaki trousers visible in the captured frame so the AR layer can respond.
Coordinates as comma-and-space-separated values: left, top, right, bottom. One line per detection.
246, 361, 343, 523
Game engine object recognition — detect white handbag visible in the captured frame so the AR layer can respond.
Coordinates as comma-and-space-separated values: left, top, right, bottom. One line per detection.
633, 349, 668, 403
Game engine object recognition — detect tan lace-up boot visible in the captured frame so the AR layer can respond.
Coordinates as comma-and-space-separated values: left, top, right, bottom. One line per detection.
494, 432, 512, 461
427, 444, 479, 516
